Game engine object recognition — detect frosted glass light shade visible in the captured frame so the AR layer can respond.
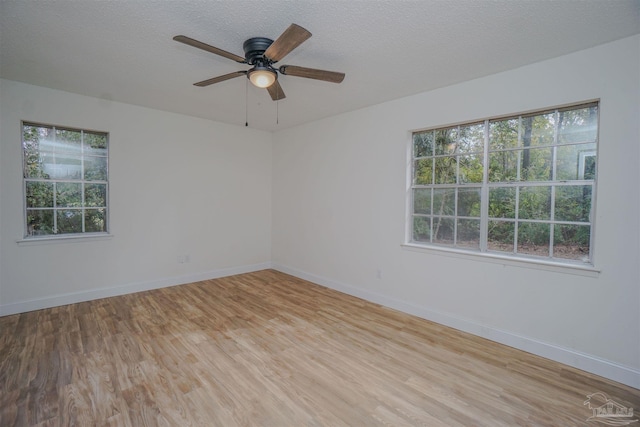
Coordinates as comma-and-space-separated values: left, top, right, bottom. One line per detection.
249, 69, 276, 88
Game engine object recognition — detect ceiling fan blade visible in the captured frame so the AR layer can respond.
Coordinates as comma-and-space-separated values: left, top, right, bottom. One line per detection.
174, 35, 246, 63
279, 65, 345, 83
263, 24, 312, 63
267, 80, 286, 101
194, 71, 247, 87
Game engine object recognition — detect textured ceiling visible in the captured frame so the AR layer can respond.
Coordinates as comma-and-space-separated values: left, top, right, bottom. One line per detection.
1, 0, 639, 131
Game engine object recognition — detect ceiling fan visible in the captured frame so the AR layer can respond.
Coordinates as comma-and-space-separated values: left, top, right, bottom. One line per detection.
173, 24, 345, 101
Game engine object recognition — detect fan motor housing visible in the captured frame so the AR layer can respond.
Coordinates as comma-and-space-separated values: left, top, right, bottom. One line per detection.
243, 37, 274, 64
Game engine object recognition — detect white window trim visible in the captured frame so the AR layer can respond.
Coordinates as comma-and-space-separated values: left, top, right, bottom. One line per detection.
17, 233, 114, 246
400, 243, 600, 277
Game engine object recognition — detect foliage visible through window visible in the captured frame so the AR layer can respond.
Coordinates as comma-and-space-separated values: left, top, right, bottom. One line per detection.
22, 122, 108, 237
410, 102, 598, 264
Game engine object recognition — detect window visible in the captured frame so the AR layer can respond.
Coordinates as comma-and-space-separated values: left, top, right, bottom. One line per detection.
22, 122, 109, 238
409, 102, 598, 264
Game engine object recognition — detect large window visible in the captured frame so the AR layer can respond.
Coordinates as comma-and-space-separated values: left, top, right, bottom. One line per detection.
409, 102, 598, 264
22, 122, 109, 238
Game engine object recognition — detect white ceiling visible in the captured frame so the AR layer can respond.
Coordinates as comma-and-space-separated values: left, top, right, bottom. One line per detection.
1, 1, 639, 132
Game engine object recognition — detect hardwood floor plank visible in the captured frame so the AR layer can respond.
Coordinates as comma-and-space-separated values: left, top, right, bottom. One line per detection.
1, 269, 638, 426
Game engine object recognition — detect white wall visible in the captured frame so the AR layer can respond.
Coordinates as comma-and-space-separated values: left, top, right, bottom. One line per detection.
272, 35, 640, 388
0, 80, 273, 314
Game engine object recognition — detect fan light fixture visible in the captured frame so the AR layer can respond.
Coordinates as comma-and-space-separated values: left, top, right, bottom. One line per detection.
248, 67, 276, 88
174, 24, 346, 103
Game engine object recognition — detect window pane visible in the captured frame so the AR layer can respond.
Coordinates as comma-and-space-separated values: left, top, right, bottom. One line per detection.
56, 182, 82, 207
558, 105, 598, 144
413, 189, 431, 214
433, 189, 455, 216
434, 156, 456, 184
521, 147, 552, 181
458, 123, 484, 154
457, 219, 480, 249
414, 159, 433, 185
57, 210, 83, 234
554, 225, 590, 260
23, 125, 53, 178
433, 217, 454, 245
47, 153, 82, 180
457, 188, 481, 217
522, 112, 555, 147
556, 144, 596, 180
85, 183, 107, 207
23, 124, 52, 144
517, 222, 550, 256
26, 181, 54, 208
582, 153, 596, 180
412, 216, 431, 242
26, 210, 54, 236
39, 137, 56, 153
31, 152, 50, 179
435, 128, 458, 155
555, 186, 591, 222
488, 220, 514, 252
459, 153, 483, 184
413, 131, 433, 158
489, 187, 516, 219
84, 132, 108, 156
85, 208, 107, 233
24, 150, 49, 179
489, 119, 519, 150
519, 186, 551, 220
55, 128, 82, 153
488, 151, 518, 182
85, 156, 107, 181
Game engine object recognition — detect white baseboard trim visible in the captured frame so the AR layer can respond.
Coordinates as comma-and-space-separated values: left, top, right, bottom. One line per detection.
272, 263, 640, 390
0, 262, 272, 317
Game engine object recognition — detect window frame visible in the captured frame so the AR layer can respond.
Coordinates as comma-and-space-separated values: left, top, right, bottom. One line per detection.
21, 121, 110, 240
406, 101, 599, 268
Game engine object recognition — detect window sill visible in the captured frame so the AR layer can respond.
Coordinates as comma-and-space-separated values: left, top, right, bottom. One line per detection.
401, 243, 600, 277
17, 233, 114, 246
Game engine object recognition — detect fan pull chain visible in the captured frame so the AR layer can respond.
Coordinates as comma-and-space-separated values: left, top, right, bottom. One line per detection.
245, 79, 249, 127
276, 82, 281, 125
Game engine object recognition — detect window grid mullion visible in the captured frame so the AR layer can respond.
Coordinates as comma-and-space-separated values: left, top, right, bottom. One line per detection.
81, 131, 86, 233
453, 188, 458, 246
479, 120, 490, 252
430, 188, 434, 243
52, 126, 59, 234
453, 128, 460, 247
549, 110, 560, 257
431, 131, 435, 243
513, 185, 520, 254
512, 116, 521, 254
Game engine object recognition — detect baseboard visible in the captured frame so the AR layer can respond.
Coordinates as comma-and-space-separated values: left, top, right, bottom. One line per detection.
272, 263, 640, 390
0, 262, 272, 317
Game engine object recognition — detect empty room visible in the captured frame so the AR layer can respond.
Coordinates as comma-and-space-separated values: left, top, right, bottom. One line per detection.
1, 0, 639, 425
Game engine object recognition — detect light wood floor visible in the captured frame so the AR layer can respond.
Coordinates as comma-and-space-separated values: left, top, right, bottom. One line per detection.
1, 270, 638, 426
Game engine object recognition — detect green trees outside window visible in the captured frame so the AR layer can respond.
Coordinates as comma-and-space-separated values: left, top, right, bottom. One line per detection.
22, 122, 109, 237
410, 102, 597, 263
